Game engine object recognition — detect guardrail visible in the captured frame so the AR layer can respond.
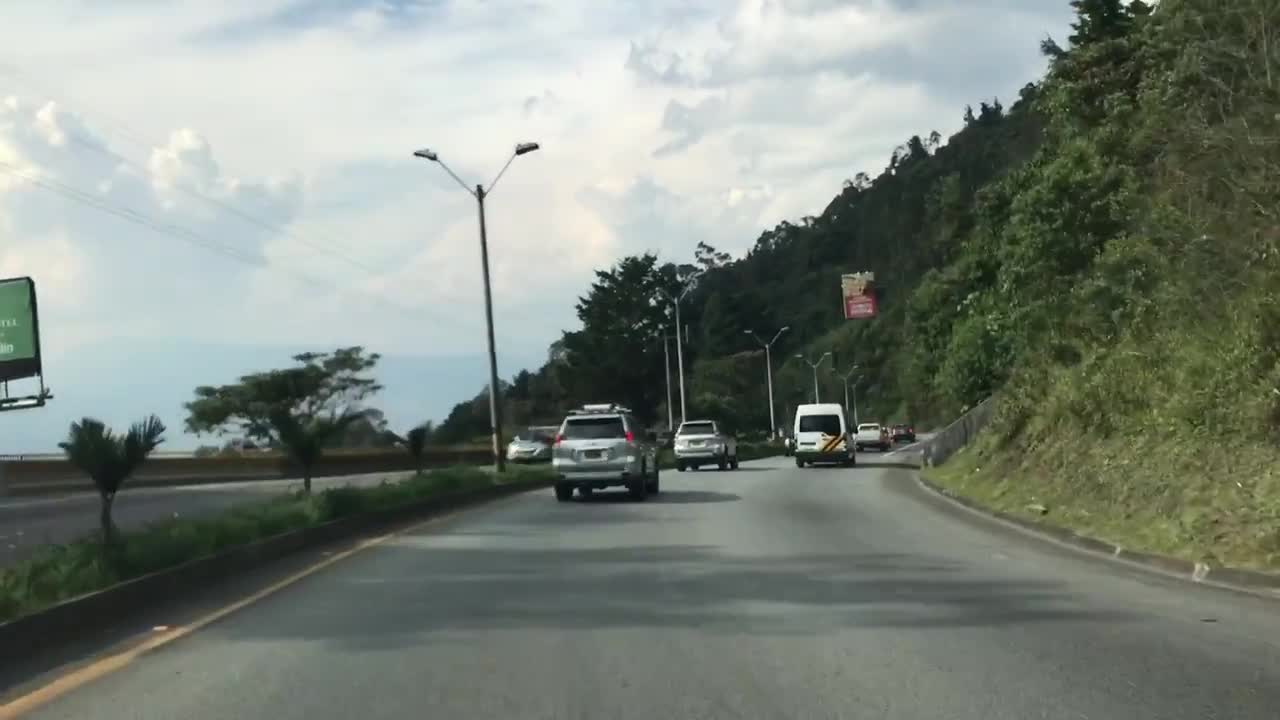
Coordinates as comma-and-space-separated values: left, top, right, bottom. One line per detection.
920, 396, 997, 468
0, 447, 494, 497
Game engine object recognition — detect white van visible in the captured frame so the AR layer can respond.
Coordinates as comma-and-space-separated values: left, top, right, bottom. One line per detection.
792, 403, 856, 468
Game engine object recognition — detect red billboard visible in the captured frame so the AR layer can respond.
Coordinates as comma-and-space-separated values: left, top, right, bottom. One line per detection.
841, 272, 877, 320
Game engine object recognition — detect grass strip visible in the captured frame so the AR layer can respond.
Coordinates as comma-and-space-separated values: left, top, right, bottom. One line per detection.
922, 436, 1280, 572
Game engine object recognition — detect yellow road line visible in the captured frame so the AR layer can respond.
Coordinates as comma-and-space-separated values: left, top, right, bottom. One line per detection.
0, 494, 519, 719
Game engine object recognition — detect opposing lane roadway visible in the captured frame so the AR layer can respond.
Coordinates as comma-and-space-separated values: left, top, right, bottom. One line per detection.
0, 471, 417, 567
18, 456, 1280, 719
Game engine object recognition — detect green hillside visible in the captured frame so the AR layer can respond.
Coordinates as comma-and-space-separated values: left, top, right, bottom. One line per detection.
436, 0, 1279, 567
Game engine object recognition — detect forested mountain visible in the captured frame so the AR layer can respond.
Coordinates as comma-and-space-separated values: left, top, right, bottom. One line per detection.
435, 0, 1276, 498
435, 77, 1044, 441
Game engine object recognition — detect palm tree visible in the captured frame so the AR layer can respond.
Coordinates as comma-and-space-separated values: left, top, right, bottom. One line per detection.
59, 415, 166, 545
270, 409, 365, 493
403, 422, 434, 474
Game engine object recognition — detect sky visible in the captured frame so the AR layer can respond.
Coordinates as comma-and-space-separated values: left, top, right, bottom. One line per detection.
0, 0, 1074, 452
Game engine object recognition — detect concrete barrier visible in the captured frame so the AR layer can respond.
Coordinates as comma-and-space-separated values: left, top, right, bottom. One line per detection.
919, 396, 997, 468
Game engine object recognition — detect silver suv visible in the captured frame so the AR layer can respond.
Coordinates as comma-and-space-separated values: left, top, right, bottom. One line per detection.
551, 404, 660, 502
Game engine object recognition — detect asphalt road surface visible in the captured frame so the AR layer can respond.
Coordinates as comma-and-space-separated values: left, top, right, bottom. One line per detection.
0, 471, 418, 567
16, 456, 1280, 720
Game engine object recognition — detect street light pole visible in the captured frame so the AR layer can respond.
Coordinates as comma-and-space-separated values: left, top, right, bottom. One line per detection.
837, 364, 860, 427
474, 184, 504, 472
795, 351, 832, 403
745, 326, 789, 437
663, 330, 674, 431
413, 141, 540, 473
675, 301, 687, 423
657, 272, 702, 425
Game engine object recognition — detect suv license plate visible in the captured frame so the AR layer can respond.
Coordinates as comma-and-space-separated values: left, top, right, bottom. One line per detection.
583, 450, 605, 460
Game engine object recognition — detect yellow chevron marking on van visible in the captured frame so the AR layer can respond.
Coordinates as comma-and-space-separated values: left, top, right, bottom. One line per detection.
820, 434, 844, 453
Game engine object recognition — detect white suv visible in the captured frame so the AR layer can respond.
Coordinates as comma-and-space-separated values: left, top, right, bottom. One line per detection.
552, 404, 660, 501
673, 420, 739, 471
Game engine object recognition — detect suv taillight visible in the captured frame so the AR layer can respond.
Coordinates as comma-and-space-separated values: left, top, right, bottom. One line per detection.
554, 434, 564, 447
625, 431, 635, 444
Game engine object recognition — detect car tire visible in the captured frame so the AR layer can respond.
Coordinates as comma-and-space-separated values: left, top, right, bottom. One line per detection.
628, 474, 649, 501
795, 457, 806, 468
730, 455, 739, 470
554, 484, 573, 502
676, 461, 686, 472
648, 464, 661, 494
578, 486, 593, 499
718, 455, 728, 471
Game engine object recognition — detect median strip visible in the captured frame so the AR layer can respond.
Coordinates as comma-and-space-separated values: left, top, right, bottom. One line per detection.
0, 464, 554, 668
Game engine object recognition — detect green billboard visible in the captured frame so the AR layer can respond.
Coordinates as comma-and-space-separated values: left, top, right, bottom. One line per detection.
0, 276, 41, 383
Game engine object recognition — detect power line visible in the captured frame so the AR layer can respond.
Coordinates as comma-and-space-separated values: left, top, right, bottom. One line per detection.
0, 160, 478, 329
0, 64, 549, 341
1, 61, 382, 273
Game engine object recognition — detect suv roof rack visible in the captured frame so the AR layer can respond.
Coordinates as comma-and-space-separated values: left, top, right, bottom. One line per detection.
568, 403, 633, 416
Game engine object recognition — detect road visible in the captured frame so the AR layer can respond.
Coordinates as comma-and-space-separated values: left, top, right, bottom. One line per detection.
0, 471, 419, 567
12, 456, 1279, 720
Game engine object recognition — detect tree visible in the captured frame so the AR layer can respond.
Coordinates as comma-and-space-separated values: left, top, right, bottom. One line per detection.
185, 347, 382, 493
694, 242, 732, 270
59, 415, 166, 545
330, 407, 398, 449
1040, 35, 1066, 60
560, 254, 676, 422
1068, 0, 1132, 46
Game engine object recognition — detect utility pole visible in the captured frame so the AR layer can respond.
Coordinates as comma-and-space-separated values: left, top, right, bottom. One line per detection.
745, 327, 789, 436
413, 142, 540, 472
796, 351, 832, 403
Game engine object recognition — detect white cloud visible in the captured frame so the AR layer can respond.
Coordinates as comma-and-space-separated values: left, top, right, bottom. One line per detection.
0, 0, 1072, 450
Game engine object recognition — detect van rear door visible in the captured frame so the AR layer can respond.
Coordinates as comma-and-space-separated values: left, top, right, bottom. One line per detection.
795, 412, 844, 454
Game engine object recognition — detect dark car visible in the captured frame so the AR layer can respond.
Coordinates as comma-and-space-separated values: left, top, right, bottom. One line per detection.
891, 424, 917, 444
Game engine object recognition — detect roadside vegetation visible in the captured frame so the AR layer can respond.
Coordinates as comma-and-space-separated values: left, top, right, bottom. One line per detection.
926, 0, 1279, 571
0, 464, 551, 623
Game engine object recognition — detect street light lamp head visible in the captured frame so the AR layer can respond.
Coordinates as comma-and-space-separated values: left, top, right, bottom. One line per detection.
413, 148, 439, 161
515, 142, 540, 156
781, 326, 791, 333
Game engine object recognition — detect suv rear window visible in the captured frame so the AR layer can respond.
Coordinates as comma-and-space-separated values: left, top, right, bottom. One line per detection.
562, 416, 627, 439
858, 424, 881, 432
514, 429, 553, 443
799, 415, 842, 434
678, 422, 716, 435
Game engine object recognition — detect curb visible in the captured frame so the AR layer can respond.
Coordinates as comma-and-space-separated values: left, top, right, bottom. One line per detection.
914, 473, 1280, 600
0, 476, 552, 667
